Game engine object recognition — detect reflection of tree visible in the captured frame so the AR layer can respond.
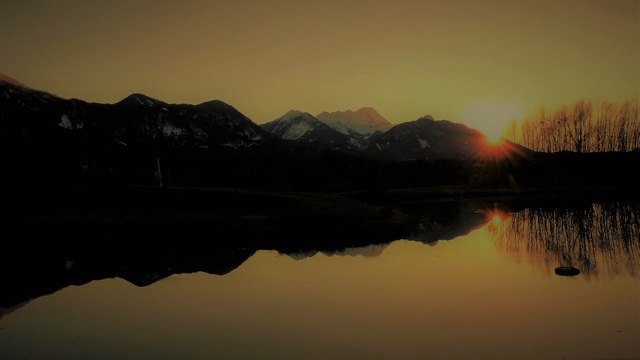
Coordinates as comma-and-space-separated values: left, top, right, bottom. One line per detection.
487, 203, 640, 279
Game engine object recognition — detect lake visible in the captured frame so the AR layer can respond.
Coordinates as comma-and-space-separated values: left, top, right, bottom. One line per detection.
1, 201, 638, 359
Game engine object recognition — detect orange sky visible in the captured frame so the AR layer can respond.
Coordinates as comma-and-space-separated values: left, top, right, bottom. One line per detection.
1, 0, 637, 137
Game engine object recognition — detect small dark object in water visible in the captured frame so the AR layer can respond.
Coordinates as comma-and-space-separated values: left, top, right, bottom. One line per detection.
555, 266, 580, 276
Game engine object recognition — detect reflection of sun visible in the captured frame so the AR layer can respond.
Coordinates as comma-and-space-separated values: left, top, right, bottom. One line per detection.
487, 210, 508, 224
485, 210, 508, 235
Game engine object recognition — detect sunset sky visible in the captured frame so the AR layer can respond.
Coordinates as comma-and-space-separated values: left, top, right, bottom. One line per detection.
1, 0, 637, 137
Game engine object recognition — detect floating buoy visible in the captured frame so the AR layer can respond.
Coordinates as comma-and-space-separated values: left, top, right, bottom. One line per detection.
555, 266, 580, 276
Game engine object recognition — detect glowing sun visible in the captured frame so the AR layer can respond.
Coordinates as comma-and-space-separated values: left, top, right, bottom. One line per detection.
461, 101, 524, 141
485, 135, 504, 145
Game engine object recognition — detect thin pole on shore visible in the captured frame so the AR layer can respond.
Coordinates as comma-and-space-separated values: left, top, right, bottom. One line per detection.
156, 157, 163, 188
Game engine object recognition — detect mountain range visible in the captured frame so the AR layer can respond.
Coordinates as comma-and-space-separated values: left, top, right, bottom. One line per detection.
0, 73, 535, 188
0, 73, 524, 158
0, 78, 266, 150
316, 107, 392, 148
260, 107, 395, 150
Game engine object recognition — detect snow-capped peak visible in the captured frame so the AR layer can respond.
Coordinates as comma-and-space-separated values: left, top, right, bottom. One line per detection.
316, 107, 393, 137
270, 110, 320, 124
279, 109, 305, 121
261, 110, 321, 140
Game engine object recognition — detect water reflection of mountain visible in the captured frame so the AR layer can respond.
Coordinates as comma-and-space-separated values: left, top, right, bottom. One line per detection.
284, 201, 491, 259
488, 202, 640, 279
407, 200, 489, 245
2, 200, 638, 315
0, 251, 254, 312
1, 201, 489, 312
285, 244, 391, 260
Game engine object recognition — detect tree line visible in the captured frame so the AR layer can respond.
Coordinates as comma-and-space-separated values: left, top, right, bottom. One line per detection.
505, 99, 640, 152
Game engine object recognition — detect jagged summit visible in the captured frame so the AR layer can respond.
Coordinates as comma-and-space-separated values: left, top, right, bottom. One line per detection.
316, 107, 393, 137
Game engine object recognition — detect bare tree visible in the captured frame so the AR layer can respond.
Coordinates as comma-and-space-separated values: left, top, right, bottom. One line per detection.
506, 98, 639, 152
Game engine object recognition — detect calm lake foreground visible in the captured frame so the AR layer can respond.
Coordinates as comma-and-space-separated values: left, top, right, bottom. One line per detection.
1, 201, 638, 360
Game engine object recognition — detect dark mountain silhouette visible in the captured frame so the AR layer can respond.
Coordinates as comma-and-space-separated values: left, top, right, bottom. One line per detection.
261, 110, 353, 148
0, 75, 285, 186
0, 78, 267, 150
367, 115, 529, 160
116, 93, 166, 107
0, 72, 29, 88
316, 107, 393, 148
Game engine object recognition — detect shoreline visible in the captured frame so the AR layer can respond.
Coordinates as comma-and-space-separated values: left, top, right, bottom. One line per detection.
2, 185, 637, 243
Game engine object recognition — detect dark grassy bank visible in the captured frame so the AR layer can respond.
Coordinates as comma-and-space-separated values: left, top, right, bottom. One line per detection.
3, 182, 638, 245
1, 185, 413, 246
2, 129, 640, 191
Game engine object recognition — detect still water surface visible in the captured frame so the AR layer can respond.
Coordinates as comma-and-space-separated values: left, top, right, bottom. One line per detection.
1, 203, 638, 359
